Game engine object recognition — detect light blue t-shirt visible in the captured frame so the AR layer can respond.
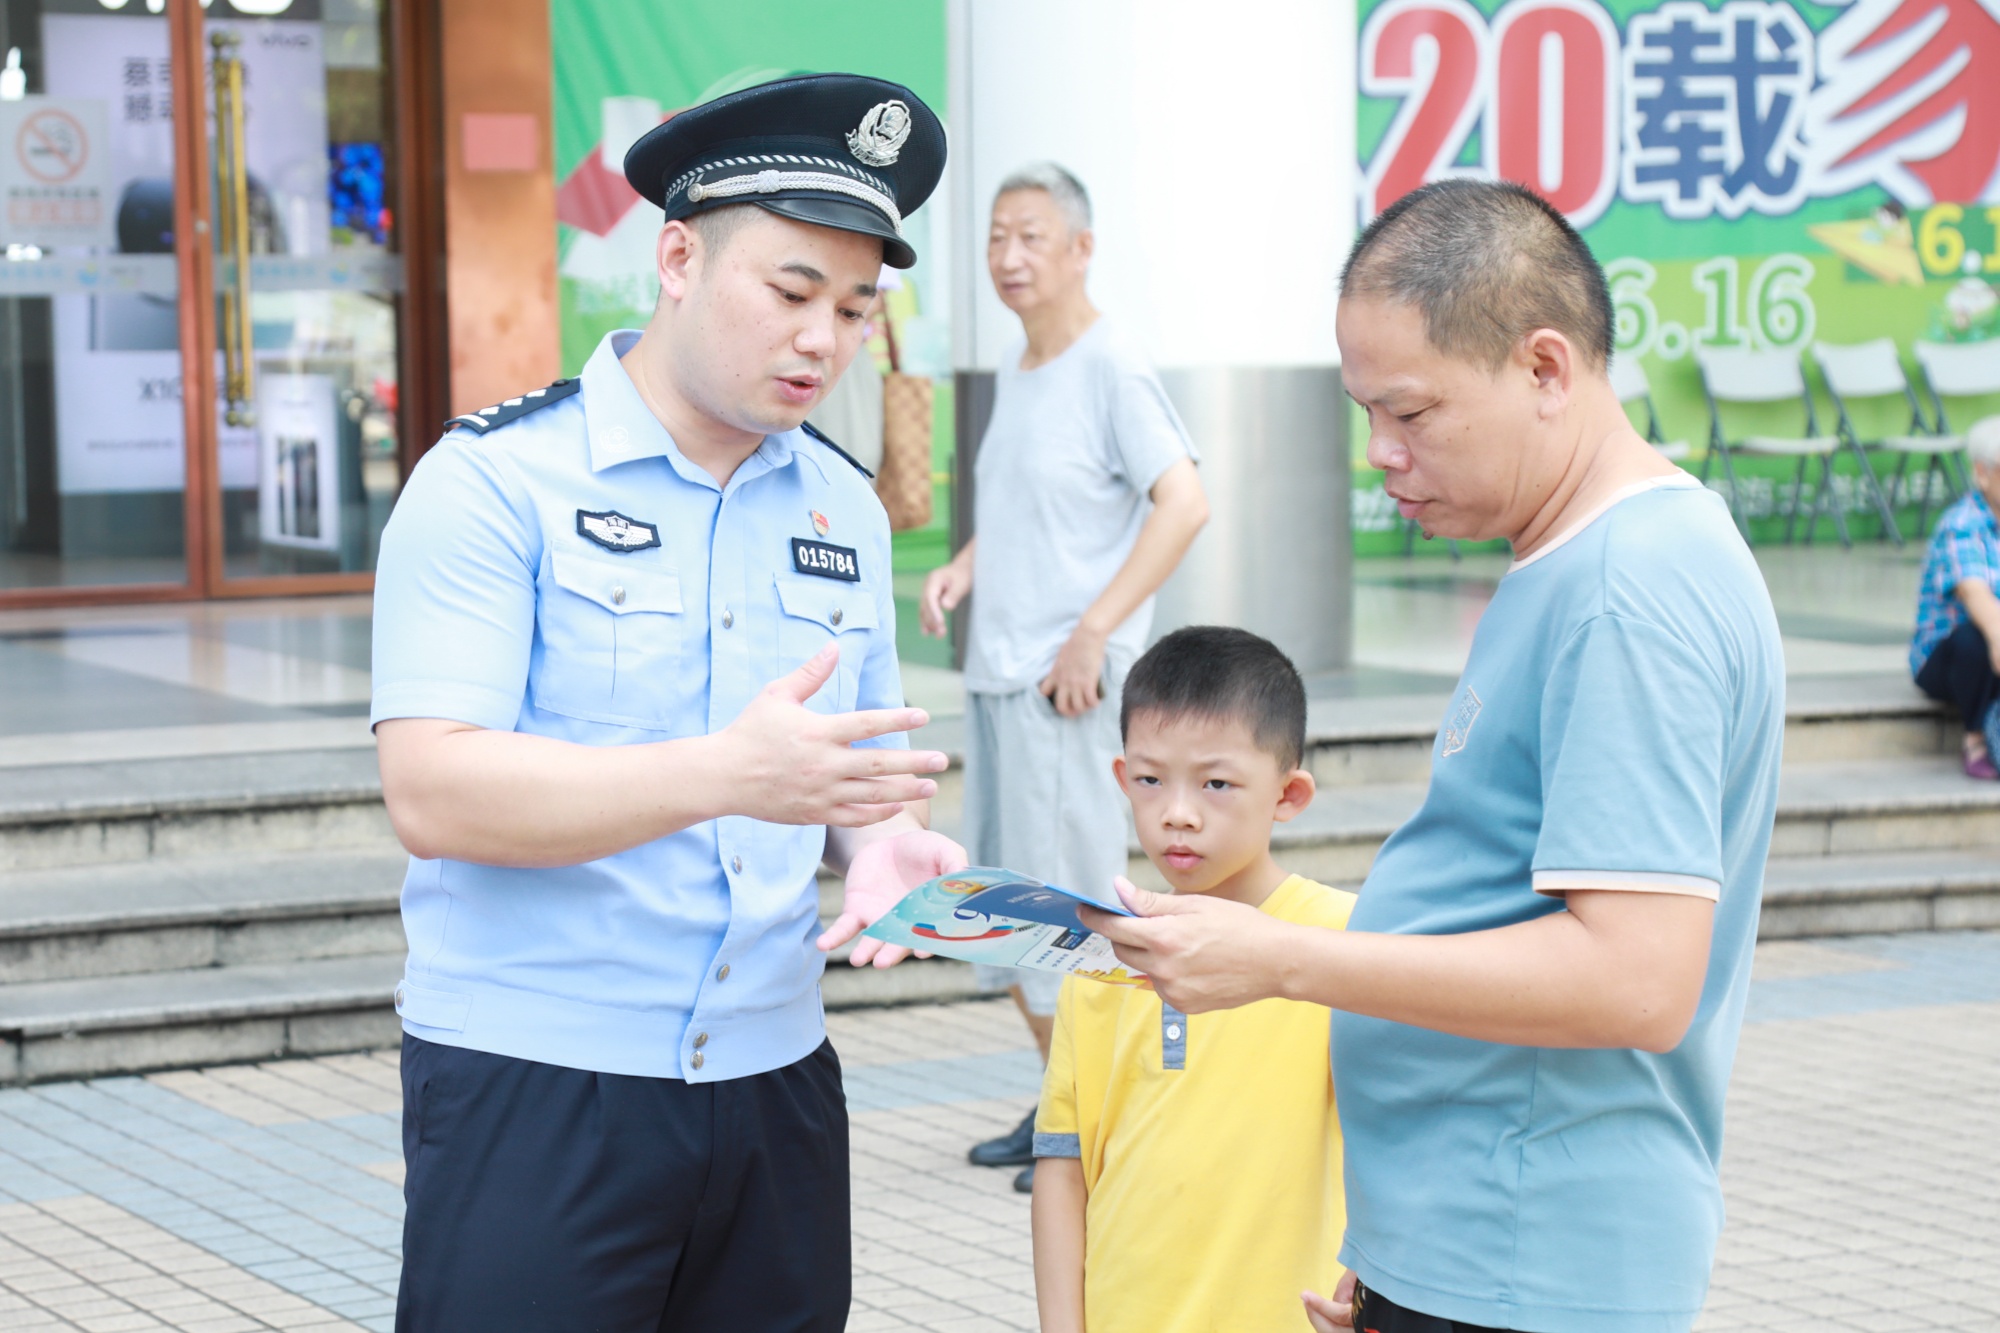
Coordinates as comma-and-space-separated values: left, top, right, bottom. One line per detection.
1332, 477, 1785, 1333
370, 330, 904, 1083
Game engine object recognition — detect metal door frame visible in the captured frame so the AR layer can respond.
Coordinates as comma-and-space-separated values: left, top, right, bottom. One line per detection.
0, 0, 445, 610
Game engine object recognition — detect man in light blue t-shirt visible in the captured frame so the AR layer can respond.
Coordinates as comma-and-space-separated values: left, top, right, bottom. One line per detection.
1087, 180, 1784, 1333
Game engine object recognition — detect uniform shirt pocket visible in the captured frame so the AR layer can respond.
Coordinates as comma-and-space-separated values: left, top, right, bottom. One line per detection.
774, 574, 878, 714
533, 546, 686, 727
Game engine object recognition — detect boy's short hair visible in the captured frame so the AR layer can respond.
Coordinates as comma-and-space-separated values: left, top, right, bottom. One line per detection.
1121, 626, 1308, 770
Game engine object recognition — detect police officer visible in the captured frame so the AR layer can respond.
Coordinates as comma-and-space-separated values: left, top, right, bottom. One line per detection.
370, 76, 960, 1331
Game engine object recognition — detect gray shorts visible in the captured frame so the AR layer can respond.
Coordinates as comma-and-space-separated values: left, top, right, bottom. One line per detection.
962, 675, 1133, 1016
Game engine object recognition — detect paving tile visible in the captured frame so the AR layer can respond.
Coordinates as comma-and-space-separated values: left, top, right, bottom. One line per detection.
5, 941, 2000, 1330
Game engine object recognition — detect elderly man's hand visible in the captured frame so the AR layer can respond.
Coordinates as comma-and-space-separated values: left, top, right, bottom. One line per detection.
1039, 625, 1109, 717
1077, 877, 1296, 1013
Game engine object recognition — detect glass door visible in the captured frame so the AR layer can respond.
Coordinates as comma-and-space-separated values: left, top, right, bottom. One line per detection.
203, 0, 404, 592
0, 0, 197, 597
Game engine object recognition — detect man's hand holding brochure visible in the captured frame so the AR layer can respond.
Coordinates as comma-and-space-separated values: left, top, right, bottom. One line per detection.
862, 866, 1149, 985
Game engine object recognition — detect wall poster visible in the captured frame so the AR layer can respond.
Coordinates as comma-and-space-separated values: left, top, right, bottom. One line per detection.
1355, 0, 2000, 546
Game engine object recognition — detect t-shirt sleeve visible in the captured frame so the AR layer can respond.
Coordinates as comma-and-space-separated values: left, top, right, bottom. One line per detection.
1034, 979, 1082, 1159
1531, 613, 1727, 900
369, 437, 539, 732
1106, 360, 1198, 495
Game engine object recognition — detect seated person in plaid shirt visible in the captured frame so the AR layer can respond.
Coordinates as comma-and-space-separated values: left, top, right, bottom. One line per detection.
1912, 418, 2000, 779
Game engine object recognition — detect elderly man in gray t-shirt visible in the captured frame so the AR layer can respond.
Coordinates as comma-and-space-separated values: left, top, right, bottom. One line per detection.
920, 163, 1208, 1190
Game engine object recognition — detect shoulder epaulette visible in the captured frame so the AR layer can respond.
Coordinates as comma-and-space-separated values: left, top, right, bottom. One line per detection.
444, 378, 581, 436
800, 419, 875, 479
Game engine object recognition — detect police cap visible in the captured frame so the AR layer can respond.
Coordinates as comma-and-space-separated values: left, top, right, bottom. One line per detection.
623, 73, 945, 270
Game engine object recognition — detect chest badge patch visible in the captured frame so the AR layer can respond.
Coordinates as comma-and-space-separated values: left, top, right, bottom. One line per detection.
792, 537, 860, 582
810, 509, 831, 537
577, 509, 661, 553
1440, 688, 1483, 757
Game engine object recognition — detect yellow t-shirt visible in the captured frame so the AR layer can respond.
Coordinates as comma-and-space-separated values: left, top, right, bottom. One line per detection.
1034, 874, 1356, 1333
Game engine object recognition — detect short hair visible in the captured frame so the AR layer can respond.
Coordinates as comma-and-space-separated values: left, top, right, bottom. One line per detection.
1121, 626, 1308, 771
684, 202, 759, 256
1970, 416, 2000, 470
993, 161, 1092, 233
1341, 179, 1613, 371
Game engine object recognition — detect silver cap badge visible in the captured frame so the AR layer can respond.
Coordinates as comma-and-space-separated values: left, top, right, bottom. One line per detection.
846, 100, 912, 167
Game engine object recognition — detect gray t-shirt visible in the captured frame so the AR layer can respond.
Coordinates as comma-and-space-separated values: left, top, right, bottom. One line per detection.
964, 318, 1197, 694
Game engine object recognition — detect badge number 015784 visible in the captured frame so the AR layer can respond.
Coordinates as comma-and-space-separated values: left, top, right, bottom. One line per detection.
791, 538, 860, 582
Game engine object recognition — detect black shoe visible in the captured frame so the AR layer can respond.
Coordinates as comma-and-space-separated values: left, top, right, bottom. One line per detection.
968, 1109, 1037, 1168
1013, 1162, 1036, 1194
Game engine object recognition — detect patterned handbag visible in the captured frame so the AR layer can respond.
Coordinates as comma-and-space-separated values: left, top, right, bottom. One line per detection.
875, 306, 934, 533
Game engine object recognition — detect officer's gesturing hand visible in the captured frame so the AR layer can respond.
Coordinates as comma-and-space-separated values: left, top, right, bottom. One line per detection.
817, 826, 969, 969
717, 642, 951, 827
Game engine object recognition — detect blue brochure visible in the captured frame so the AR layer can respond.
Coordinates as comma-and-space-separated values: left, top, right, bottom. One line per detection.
862, 866, 1145, 984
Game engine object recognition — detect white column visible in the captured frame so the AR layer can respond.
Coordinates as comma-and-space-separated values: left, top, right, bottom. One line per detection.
949, 0, 1358, 671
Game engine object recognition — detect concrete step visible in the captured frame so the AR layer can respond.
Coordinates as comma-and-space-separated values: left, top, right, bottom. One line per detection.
0, 749, 394, 873
0, 943, 980, 1085
0, 953, 404, 1086
0, 850, 406, 985
6, 838, 1991, 1084
1288, 671, 1952, 790
916, 675, 1950, 838
1759, 848, 2000, 938
1145, 754, 2000, 889
0, 674, 1946, 872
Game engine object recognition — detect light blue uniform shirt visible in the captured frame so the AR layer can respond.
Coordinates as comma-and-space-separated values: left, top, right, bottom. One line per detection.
1333, 477, 1785, 1333
370, 329, 904, 1082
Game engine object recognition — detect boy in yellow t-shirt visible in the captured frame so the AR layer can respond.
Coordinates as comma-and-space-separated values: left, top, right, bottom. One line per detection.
1031, 626, 1354, 1333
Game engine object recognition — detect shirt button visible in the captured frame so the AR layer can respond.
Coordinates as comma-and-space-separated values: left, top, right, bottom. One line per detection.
394, 985, 405, 1008
611, 585, 626, 606
1166, 1024, 1183, 1041
694, 1032, 709, 1049
731, 855, 743, 874
829, 607, 843, 626
717, 963, 731, 981
691, 1051, 705, 1070
722, 608, 734, 629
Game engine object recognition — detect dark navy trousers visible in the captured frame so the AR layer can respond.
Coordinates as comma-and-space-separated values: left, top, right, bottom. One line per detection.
395, 1034, 850, 1332
1916, 618, 2000, 733
1352, 1282, 1514, 1333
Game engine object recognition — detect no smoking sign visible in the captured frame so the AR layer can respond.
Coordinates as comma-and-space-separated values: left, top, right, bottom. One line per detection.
16, 107, 90, 183
0, 95, 111, 246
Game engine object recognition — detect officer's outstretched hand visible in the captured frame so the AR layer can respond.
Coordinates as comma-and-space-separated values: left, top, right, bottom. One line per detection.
718, 643, 949, 828
818, 829, 970, 968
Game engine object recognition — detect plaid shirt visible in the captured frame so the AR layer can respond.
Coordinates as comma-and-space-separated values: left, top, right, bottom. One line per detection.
1912, 490, 2000, 675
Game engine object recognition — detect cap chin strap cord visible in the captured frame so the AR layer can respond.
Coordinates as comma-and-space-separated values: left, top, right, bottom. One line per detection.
686, 168, 904, 234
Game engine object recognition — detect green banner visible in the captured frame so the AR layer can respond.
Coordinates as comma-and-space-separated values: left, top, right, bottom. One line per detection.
549, 1, 954, 663
1355, 0, 2000, 552
549, 0, 946, 373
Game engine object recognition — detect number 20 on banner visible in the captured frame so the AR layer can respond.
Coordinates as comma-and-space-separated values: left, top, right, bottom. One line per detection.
1361, 0, 1618, 224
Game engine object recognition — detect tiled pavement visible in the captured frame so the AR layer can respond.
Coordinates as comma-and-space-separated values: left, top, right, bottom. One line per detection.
1, 934, 1997, 1332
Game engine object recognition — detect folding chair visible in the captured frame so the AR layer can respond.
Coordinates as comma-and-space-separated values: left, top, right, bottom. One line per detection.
1910, 339, 1998, 511
1608, 355, 1692, 461
1695, 347, 1856, 547
1812, 339, 1945, 545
